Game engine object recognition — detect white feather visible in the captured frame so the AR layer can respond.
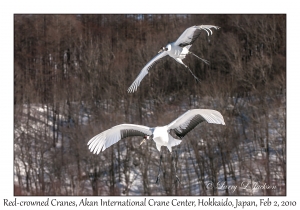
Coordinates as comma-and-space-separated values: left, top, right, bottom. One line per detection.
128, 25, 220, 93
87, 109, 225, 154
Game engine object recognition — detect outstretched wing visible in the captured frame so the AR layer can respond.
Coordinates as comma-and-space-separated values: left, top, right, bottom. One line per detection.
87, 124, 153, 154
167, 109, 225, 138
174, 25, 220, 47
127, 51, 168, 93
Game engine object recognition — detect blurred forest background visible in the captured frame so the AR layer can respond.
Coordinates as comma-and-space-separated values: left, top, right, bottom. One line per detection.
14, 14, 286, 196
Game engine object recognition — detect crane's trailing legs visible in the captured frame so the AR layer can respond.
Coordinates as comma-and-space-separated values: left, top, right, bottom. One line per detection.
156, 153, 163, 184
185, 65, 199, 82
156, 151, 180, 184
172, 152, 180, 184
175, 58, 199, 82
189, 51, 210, 65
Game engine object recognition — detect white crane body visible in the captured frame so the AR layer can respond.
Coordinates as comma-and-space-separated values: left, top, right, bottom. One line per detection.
127, 25, 220, 93
87, 109, 225, 154
87, 109, 225, 183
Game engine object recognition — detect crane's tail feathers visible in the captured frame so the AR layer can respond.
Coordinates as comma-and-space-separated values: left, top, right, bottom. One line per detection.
168, 135, 182, 147
171, 139, 182, 147
167, 135, 182, 152
189, 51, 210, 65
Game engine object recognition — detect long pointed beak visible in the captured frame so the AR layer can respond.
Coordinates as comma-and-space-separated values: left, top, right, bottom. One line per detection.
140, 139, 146, 146
158, 49, 163, 53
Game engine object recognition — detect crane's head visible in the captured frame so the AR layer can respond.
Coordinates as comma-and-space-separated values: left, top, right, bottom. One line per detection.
140, 135, 150, 146
158, 44, 171, 53
158, 47, 167, 53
